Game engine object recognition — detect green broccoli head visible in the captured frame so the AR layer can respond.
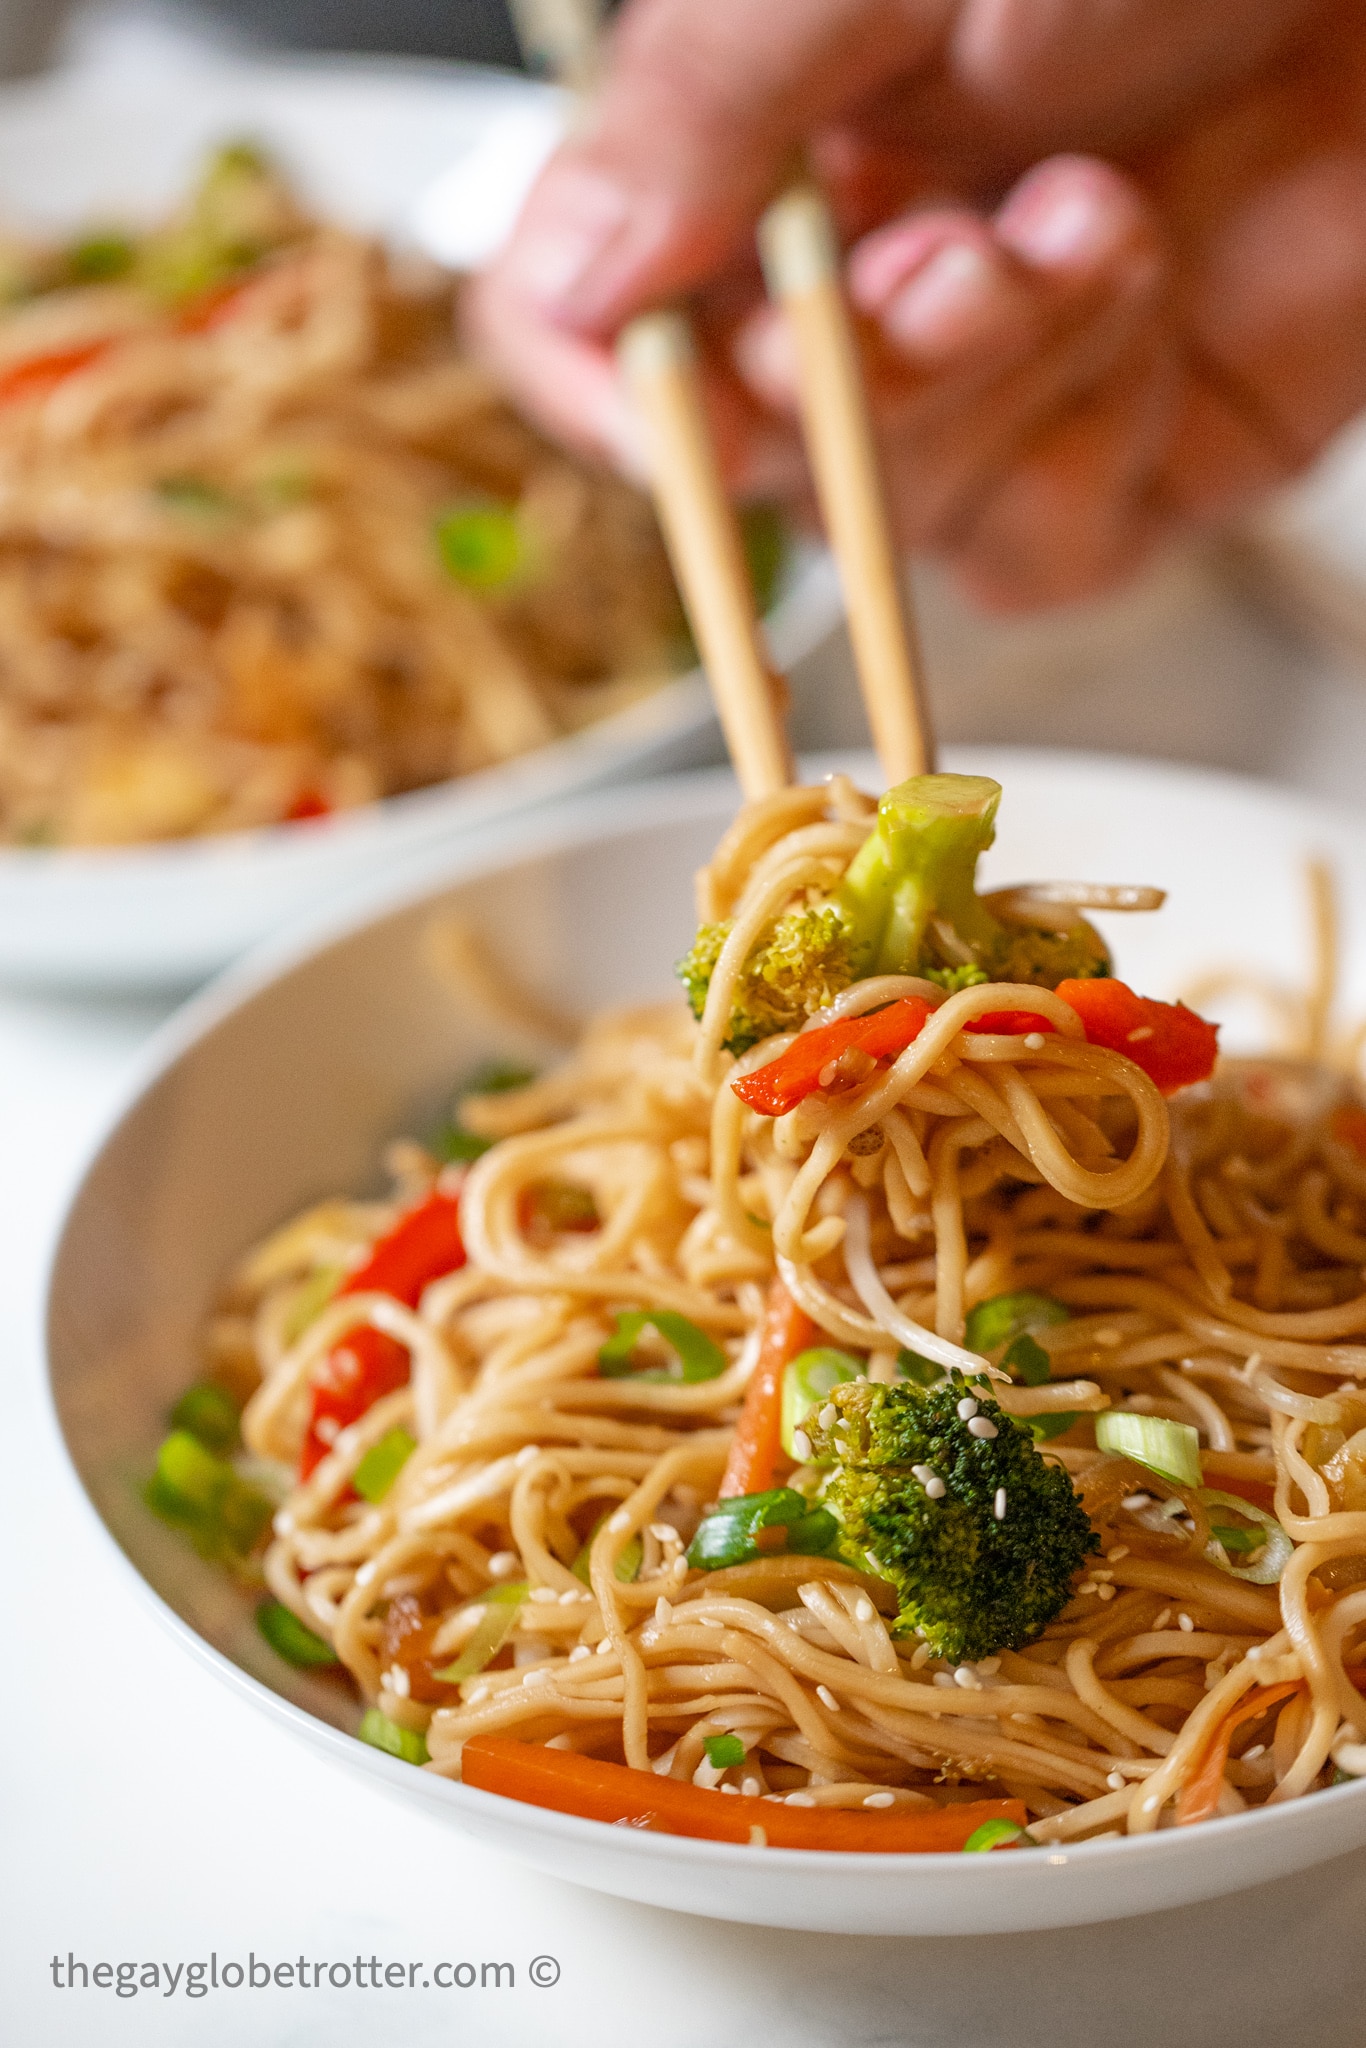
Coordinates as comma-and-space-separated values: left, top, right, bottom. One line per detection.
806, 1375, 1098, 1662
678, 774, 1108, 1055
676, 899, 855, 1054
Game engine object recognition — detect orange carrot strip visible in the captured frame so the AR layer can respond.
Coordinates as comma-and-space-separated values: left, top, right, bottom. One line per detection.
1176, 1680, 1303, 1826
463, 1736, 1025, 1850
718, 1276, 817, 1499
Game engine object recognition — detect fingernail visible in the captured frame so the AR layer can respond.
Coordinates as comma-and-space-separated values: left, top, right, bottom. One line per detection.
1011, 187, 1110, 268
733, 309, 799, 403
882, 243, 1005, 358
501, 165, 633, 314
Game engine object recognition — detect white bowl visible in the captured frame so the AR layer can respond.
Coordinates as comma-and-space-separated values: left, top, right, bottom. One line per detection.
46, 747, 1366, 1933
0, 57, 841, 988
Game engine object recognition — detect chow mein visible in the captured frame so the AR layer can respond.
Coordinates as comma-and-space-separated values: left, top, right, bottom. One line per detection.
148, 771, 1366, 1854
0, 145, 690, 846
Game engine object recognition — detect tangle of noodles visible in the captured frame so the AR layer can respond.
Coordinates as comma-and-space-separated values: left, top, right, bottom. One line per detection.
0, 149, 683, 846
212, 789, 1366, 1841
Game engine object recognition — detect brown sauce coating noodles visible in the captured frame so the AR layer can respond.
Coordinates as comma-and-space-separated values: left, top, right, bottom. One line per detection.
224, 796, 1366, 1836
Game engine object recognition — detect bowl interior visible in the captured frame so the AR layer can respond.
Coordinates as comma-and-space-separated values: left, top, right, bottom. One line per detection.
46, 747, 1366, 1930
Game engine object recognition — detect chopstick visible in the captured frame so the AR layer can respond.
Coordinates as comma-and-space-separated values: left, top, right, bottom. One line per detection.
758, 183, 934, 783
619, 312, 793, 800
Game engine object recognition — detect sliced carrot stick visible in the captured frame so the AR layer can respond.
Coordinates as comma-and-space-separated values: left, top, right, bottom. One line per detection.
462, 1736, 1025, 1850
1176, 1680, 1302, 1826
718, 1276, 818, 1499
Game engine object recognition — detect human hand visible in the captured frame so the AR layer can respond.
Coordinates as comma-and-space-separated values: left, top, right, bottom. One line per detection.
470, 0, 1365, 610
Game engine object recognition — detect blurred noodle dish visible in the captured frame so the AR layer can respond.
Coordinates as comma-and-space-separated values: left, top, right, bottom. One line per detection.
0, 145, 722, 847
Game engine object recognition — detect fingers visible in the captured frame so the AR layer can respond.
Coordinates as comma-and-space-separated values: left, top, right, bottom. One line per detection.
488, 0, 944, 334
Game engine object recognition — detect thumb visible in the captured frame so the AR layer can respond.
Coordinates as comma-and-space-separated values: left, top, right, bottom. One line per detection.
493, 0, 948, 332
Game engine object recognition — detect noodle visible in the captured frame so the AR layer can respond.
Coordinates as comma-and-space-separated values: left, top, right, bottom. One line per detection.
187, 795, 1366, 1841
0, 149, 684, 846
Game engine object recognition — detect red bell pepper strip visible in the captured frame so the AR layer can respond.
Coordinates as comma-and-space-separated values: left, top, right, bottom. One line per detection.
0, 339, 113, 407
284, 787, 332, 823
462, 1735, 1027, 1850
731, 998, 933, 1118
300, 1188, 464, 1477
1052, 979, 1219, 1095
719, 1276, 818, 1499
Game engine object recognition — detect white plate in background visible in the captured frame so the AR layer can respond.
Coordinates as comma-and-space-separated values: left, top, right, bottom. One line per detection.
47, 747, 1366, 1934
0, 57, 842, 989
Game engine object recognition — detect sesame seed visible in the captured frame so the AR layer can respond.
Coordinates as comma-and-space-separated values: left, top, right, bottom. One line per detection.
487, 1550, 519, 1579
530, 1586, 558, 1603
924, 1476, 947, 1500
607, 1510, 631, 1534
749, 1825, 768, 1847
522, 1667, 552, 1686
273, 1509, 295, 1535
569, 1645, 591, 1663
1097, 1584, 1116, 1602
1127, 1025, 1155, 1043
720, 1783, 739, 1795
792, 1429, 813, 1461
994, 1488, 1007, 1521
933, 1673, 955, 1688
596, 1637, 613, 1655
816, 1684, 841, 1712
698, 1615, 725, 1629
953, 1666, 981, 1690
315, 1416, 340, 1445
785, 1792, 816, 1807
1023, 1033, 1046, 1052
354, 1562, 376, 1586
957, 1396, 979, 1420
911, 1463, 933, 1485
910, 1643, 932, 1670
1106, 1772, 1125, 1791
863, 1791, 896, 1809
855, 1597, 875, 1623
1153, 1609, 1172, 1630
466, 1682, 490, 1704
655, 1596, 673, 1625
1106, 1546, 1130, 1561
1178, 1613, 1194, 1632
968, 1416, 998, 1439
515, 1444, 540, 1468
1092, 1570, 1114, 1582
818, 1404, 838, 1429
742, 1777, 761, 1798
670, 1554, 688, 1579
1246, 1643, 1263, 1660
648, 1523, 676, 1543
545, 1733, 575, 1749
385, 1665, 410, 1698
1122, 1495, 1152, 1513
1094, 1327, 1123, 1348
1078, 1582, 1099, 1597
559, 1587, 586, 1604
1243, 1743, 1266, 1761
865, 1550, 883, 1574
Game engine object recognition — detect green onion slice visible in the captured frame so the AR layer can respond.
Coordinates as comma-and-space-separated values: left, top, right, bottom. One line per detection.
686, 1488, 840, 1571
571, 1515, 642, 1585
256, 1599, 339, 1667
962, 1817, 1035, 1853
169, 1381, 240, 1454
895, 1348, 940, 1387
358, 1709, 429, 1766
965, 1291, 1070, 1358
703, 1733, 746, 1770
353, 1426, 417, 1505
435, 505, 524, 589
1094, 1411, 1203, 1490
1199, 1488, 1292, 1585
781, 1348, 862, 1459
599, 1309, 729, 1384
430, 1581, 530, 1684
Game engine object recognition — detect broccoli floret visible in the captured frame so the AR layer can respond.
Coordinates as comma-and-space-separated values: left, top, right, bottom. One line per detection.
835, 774, 1109, 987
805, 1375, 1098, 1662
679, 773, 1108, 1054
677, 899, 855, 1054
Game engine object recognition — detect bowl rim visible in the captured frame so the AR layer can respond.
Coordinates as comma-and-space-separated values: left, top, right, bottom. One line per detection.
43, 745, 1366, 1880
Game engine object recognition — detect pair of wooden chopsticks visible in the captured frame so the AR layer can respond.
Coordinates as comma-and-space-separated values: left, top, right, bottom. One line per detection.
619, 182, 932, 799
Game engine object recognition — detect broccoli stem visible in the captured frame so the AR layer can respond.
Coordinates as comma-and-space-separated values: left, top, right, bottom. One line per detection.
837, 774, 1003, 977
